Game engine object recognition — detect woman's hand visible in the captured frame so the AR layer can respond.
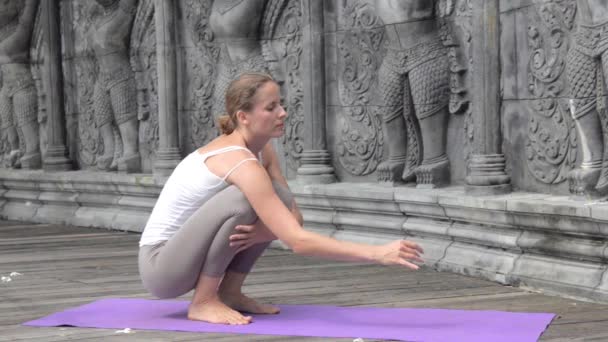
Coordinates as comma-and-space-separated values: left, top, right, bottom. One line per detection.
229, 220, 277, 253
374, 240, 424, 270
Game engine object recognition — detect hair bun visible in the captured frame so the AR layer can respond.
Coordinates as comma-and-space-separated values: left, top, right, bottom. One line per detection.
217, 114, 235, 135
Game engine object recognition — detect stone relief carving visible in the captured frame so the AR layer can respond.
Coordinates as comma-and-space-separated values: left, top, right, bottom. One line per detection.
182, 0, 219, 149
63, 2, 93, 169
74, 2, 104, 169
91, 0, 140, 173
184, 0, 302, 170
441, 0, 473, 160
68, 0, 146, 172
564, 0, 608, 196
30, 3, 47, 160
265, 0, 304, 171
62, 0, 148, 172
129, 0, 158, 170
0, 0, 41, 169
337, 1, 468, 182
526, 0, 578, 186
337, 1, 385, 176
208, 0, 271, 126
374, 0, 451, 187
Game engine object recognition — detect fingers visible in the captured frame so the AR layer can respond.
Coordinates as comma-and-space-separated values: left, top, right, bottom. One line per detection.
235, 225, 254, 233
402, 240, 424, 253
398, 240, 424, 270
399, 240, 423, 257
229, 233, 249, 241
399, 251, 424, 264
399, 259, 420, 270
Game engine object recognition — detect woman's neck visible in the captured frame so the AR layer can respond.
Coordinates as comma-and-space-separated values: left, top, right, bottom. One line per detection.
231, 129, 267, 156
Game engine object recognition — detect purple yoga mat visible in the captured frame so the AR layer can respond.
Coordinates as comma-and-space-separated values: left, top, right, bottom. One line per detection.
24, 298, 555, 341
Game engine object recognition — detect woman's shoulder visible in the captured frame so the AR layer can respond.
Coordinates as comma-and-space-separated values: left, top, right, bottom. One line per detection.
196, 136, 253, 159
197, 136, 234, 153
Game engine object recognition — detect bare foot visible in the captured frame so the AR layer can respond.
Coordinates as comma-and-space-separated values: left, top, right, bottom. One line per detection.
188, 296, 252, 325
220, 291, 280, 314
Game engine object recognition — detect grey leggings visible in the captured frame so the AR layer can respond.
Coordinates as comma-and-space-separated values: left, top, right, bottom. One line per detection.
139, 182, 294, 299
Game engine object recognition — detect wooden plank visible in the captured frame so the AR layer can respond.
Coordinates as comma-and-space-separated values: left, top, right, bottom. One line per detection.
0, 224, 102, 237
2, 220, 608, 342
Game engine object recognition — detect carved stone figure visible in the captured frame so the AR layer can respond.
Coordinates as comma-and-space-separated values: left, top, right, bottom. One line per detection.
0, 0, 40, 169
566, 0, 608, 196
375, 0, 450, 187
209, 0, 270, 119
92, 0, 140, 172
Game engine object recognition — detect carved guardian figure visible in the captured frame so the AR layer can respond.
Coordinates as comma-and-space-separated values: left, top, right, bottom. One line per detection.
0, 0, 40, 169
209, 0, 270, 119
92, 0, 140, 172
567, 0, 608, 196
375, 0, 450, 187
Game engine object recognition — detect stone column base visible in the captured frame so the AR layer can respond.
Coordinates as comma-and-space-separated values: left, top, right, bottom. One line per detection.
296, 150, 336, 184
465, 154, 511, 195
153, 147, 181, 178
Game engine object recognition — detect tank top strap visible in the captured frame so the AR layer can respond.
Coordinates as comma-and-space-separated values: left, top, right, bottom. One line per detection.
221, 157, 259, 181
195, 145, 259, 183
199, 145, 255, 161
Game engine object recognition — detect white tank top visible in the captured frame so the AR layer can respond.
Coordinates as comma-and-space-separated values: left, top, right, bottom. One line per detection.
139, 146, 258, 246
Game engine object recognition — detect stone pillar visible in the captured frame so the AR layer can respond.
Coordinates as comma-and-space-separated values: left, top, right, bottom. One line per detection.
153, 0, 181, 176
465, 0, 510, 195
42, 0, 71, 171
296, 0, 336, 184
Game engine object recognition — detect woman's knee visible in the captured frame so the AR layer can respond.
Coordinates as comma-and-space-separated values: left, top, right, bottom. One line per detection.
216, 183, 292, 218
219, 185, 257, 222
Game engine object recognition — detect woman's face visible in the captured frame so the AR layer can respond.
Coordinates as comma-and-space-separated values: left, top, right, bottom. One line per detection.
244, 82, 287, 138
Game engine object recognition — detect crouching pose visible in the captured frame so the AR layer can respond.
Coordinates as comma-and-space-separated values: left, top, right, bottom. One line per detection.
138, 72, 424, 325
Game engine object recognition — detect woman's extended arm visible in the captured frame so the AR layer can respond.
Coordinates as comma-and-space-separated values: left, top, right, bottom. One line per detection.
261, 143, 303, 224
227, 160, 423, 269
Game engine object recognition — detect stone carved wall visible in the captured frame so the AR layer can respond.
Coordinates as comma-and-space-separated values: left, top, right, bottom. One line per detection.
8, 0, 608, 197
442, 0, 473, 164
566, 0, 608, 197
130, 0, 158, 172
336, 1, 385, 176
89, 0, 140, 173
63, 0, 155, 172
61, 1, 90, 169
67, 1, 117, 170
181, 0, 218, 149
272, 0, 304, 172
334, 0, 470, 185
30, 3, 47, 161
179, 0, 303, 176
0, 0, 41, 169
526, 1, 578, 186
521, 0, 608, 197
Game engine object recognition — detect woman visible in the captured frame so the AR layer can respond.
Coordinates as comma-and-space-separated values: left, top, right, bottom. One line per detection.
138, 72, 424, 325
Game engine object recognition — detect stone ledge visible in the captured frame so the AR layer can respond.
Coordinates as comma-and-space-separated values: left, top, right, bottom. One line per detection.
0, 172, 607, 303
0, 170, 162, 232
291, 182, 608, 303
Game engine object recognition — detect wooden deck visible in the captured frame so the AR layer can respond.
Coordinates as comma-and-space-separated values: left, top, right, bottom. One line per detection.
1, 221, 608, 341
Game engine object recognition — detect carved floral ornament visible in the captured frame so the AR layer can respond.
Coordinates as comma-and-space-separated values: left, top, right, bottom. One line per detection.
526, 0, 578, 185
337, 1, 384, 176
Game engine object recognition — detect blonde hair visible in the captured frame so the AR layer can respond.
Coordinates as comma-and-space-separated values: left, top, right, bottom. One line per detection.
217, 72, 275, 135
